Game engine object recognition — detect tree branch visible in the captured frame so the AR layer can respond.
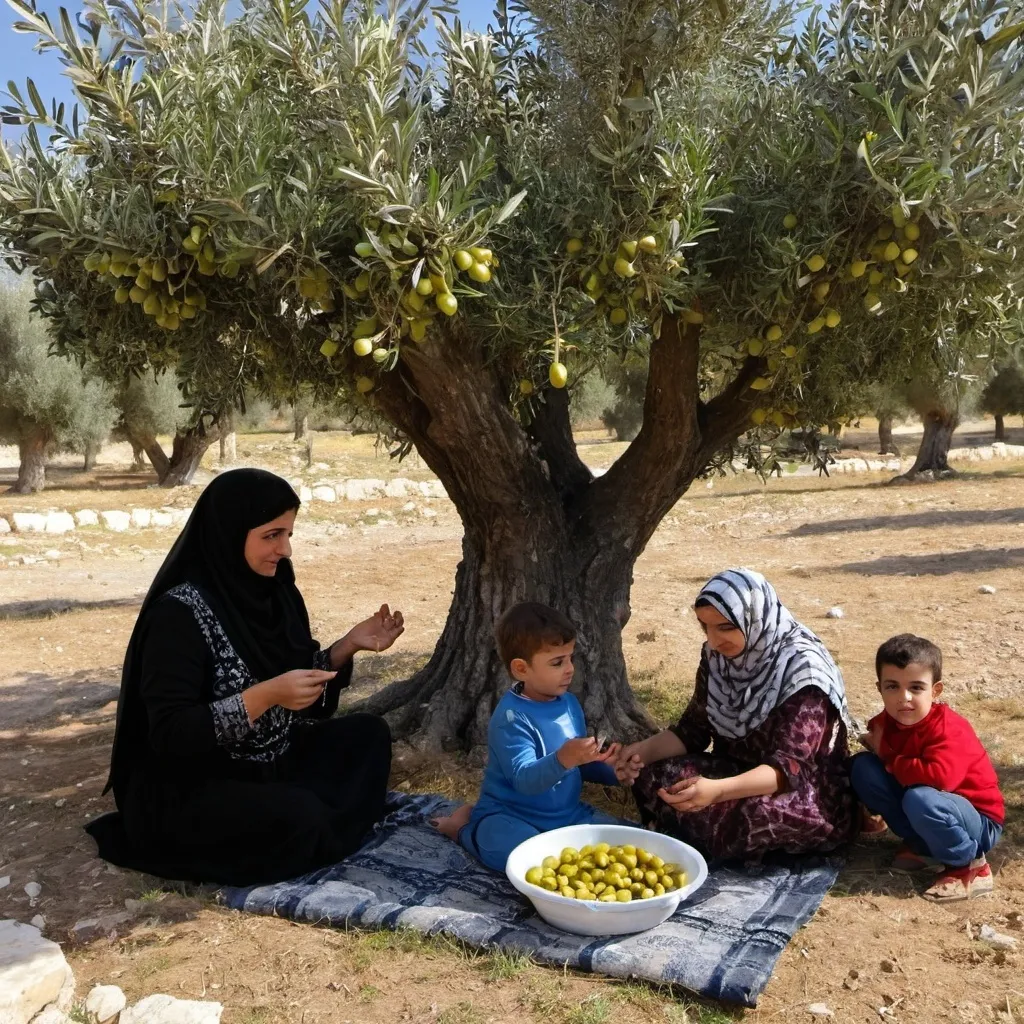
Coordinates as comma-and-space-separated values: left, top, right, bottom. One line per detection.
525, 385, 593, 511
694, 355, 764, 466
581, 313, 702, 553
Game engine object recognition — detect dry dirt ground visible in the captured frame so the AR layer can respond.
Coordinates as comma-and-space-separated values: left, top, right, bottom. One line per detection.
1, 429, 1022, 1024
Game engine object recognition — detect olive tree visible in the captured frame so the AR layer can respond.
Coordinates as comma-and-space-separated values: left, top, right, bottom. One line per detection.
0, 276, 116, 491
980, 363, 1024, 440
2, 0, 1023, 746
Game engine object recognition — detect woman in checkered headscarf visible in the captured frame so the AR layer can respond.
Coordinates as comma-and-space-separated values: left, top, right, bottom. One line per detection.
620, 568, 858, 861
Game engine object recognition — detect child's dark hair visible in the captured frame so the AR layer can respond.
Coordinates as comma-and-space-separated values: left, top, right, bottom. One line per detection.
875, 633, 943, 683
496, 602, 576, 670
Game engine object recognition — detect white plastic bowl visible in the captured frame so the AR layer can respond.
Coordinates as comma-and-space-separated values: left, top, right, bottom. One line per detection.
506, 823, 708, 936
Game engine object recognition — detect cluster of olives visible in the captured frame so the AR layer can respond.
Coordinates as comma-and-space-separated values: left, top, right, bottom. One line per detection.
525, 843, 686, 903
82, 232, 218, 331
746, 205, 926, 428
318, 232, 498, 383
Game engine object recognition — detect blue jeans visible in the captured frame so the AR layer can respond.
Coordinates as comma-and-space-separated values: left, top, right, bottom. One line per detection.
850, 753, 1001, 868
459, 804, 634, 873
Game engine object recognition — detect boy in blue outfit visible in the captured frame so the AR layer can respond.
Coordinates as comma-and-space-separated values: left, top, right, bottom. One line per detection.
434, 602, 635, 871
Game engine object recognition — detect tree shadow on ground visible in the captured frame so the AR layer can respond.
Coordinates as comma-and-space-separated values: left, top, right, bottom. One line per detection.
790, 507, 1024, 537
840, 547, 1024, 576
0, 669, 121, 731
0, 596, 142, 620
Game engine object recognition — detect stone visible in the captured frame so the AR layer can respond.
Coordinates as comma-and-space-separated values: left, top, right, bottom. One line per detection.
384, 478, 410, 498
74, 510, 99, 527
311, 486, 336, 502
29, 917, 44, 931
70, 912, 131, 944
101, 511, 131, 533
150, 511, 173, 528
44, 551, 62, 561
298, 486, 312, 504
120, 995, 223, 1024
0, 919, 74, 1024
129, 509, 152, 529
43, 512, 75, 534
0, 518, 10, 534
807, 1005, 833, 1018
29, 1008, 72, 1024
420, 508, 438, 518
85, 984, 127, 1023
978, 585, 996, 595
0, 877, 8, 890
402, 501, 416, 512
979, 924, 1017, 950
825, 606, 844, 619
24, 882, 41, 904
12, 513, 47, 533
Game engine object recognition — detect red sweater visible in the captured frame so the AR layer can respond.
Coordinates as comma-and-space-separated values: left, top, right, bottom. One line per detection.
870, 702, 1004, 825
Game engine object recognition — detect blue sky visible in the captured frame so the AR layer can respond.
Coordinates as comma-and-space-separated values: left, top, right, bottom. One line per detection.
1, 0, 495, 143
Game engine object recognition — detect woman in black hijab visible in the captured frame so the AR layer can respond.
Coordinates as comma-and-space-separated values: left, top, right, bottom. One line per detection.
87, 468, 403, 886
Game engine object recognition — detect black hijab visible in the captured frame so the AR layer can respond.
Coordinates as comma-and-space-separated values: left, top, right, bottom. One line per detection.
104, 468, 318, 799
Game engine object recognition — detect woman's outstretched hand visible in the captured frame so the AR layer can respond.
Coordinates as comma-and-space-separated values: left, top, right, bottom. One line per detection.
347, 604, 405, 653
614, 750, 644, 785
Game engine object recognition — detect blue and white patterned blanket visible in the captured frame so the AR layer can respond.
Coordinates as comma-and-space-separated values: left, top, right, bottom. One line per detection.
220, 793, 840, 1007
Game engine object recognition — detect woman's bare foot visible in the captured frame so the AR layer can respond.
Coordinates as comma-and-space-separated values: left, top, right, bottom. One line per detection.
432, 802, 473, 840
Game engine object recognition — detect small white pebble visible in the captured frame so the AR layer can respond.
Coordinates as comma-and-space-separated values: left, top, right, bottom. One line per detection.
24, 881, 41, 901
978, 584, 996, 594
30, 914, 45, 929
825, 606, 844, 619
808, 1005, 834, 1018
54, 798, 66, 808
0, 876, 9, 889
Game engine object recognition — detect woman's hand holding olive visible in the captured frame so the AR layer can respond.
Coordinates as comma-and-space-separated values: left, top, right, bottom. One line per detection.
244, 669, 337, 721
614, 750, 644, 785
658, 775, 723, 813
331, 604, 405, 667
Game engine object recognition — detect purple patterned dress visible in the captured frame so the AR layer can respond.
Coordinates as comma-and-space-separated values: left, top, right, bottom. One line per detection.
634, 657, 857, 861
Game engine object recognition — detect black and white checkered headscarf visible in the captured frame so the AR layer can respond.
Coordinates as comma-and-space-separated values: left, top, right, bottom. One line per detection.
697, 568, 853, 740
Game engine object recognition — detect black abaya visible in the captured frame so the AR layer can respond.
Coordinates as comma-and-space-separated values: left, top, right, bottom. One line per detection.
87, 469, 393, 885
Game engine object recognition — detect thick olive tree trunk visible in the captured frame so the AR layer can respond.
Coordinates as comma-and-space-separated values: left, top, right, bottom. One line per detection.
877, 412, 897, 455
994, 413, 1005, 441
293, 411, 308, 441
13, 428, 49, 493
350, 315, 761, 750
122, 419, 221, 486
83, 441, 100, 471
219, 410, 237, 465
894, 408, 958, 482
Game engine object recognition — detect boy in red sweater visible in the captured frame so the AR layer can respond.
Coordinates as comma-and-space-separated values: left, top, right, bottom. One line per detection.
850, 634, 1004, 902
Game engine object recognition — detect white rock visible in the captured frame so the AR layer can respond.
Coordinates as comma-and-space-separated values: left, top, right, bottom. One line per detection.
420, 508, 438, 518
29, 916, 44, 930
150, 511, 173, 528
101, 511, 131, 533
0, 518, 10, 534
11, 513, 47, 533
120, 995, 223, 1024
74, 509, 99, 527
29, 1007, 71, 1024
0, 919, 74, 1024
169, 508, 191, 526
0, 877, 9, 889
298, 486, 313, 504
825, 606, 844, 619
44, 551, 62, 561
85, 984, 127, 1023
978, 585, 996, 595
366, 507, 380, 517
979, 924, 1017, 950
70, 912, 131, 944
43, 512, 75, 534
401, 501, 416, 512
311, 486, 336, 502
808, 1005, 834, 1018
384, 478, 410, 498
24, 882, 41, 903
130, 509, 152, 528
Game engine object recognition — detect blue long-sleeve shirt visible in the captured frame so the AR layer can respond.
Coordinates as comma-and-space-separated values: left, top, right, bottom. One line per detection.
469, 686, 618, 830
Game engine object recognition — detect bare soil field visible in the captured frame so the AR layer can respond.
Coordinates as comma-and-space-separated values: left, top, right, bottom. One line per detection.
1, 431, 1022, 1024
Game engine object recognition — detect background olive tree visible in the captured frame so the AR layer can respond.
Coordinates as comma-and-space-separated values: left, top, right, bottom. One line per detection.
2, 0, 1023, 745
0, 275, 116, 492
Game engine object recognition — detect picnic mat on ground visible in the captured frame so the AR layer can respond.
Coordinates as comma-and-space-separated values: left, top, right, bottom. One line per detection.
220, 793, 841, 1007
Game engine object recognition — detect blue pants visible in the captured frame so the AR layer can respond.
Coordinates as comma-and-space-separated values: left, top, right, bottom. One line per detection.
850, 754, 1001, 868
459, 803, 633, 873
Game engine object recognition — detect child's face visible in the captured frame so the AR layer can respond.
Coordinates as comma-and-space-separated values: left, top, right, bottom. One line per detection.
511, 640, 576, 701
695, 605, 745, 658
877, 661, 943, 727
